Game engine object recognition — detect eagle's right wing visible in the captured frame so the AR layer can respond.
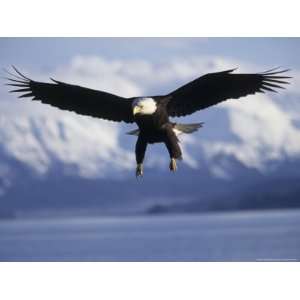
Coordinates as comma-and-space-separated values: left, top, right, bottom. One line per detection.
6, 67, 135, 123
165, 68, 291, 118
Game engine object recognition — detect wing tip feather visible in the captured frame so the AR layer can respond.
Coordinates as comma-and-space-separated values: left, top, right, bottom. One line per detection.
11, 65, 31, 81
260, 67, 291, 93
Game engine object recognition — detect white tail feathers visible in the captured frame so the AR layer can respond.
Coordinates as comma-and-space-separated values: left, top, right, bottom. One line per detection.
126, 122, 203, 136
173, 122, 204, 135
126, 129, 140, 136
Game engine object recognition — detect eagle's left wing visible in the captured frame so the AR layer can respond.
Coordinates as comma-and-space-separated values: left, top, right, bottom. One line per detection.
5, 67, 135, 123
165, 68, 291, 118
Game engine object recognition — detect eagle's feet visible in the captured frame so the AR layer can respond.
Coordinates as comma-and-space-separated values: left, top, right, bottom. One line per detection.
169, 158, 177, 172
136, 164, 144, 178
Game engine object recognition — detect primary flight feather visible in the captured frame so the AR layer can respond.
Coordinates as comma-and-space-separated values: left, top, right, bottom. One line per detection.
5, 66, 291, 177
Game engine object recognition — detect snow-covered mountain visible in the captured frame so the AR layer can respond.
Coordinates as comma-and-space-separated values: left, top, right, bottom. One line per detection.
1, 55, 300, 217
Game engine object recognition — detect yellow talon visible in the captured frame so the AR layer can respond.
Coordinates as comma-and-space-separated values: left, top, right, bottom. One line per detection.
136, 164, 143, 177
169, 158, 177, 172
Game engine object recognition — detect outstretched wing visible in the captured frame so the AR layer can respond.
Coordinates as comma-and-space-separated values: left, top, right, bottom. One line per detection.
166, 68, 291, 117
5, 67, 135, 123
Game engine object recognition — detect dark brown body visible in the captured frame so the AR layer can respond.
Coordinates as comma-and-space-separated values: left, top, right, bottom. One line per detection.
134, 106, 182, 165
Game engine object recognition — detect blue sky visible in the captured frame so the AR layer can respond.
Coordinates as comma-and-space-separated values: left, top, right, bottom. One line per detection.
1, 38, 299, 72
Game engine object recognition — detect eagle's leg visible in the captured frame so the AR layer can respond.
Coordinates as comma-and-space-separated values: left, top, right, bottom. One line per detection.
164, 127, 182, 172
135, 134, 148, 177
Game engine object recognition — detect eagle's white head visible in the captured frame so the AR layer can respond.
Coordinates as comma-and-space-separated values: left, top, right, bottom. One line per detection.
132, 97, 157, 115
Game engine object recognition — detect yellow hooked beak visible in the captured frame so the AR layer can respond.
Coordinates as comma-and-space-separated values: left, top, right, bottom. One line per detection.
133, 106, 141, 115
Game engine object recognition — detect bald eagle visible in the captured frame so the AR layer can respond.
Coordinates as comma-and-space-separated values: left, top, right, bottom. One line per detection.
5, 66, 291, 177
